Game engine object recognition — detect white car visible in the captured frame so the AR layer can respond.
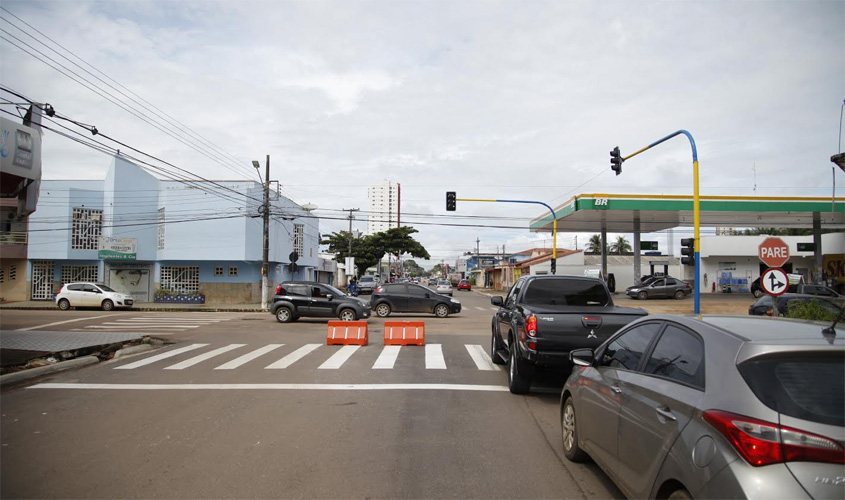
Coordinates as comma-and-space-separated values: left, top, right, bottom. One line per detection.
435, 279, 453, 296
55, 282, 134, 311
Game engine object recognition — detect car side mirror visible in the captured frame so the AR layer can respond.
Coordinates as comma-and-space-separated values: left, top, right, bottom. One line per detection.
491, 296, 503, 306
326, 294, 333, 301
569, 348, 595, 367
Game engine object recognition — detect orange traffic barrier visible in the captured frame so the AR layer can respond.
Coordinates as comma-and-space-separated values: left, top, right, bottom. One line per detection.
326, 321, 368, 346
383, 321, 425, 346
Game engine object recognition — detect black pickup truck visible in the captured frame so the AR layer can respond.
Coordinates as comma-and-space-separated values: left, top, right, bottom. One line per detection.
491, 275, 647, 394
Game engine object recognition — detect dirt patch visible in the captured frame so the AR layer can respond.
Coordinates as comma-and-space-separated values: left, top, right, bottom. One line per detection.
614, 293, 753, 316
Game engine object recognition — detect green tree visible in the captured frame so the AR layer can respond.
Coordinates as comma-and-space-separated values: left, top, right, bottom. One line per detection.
610, 236, 632, 254
320, 226, 430, 276
586, 234, 605, 254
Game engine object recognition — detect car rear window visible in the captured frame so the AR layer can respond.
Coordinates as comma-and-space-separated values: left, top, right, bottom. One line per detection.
738, 355, 844, 427
523, 279, 610, 306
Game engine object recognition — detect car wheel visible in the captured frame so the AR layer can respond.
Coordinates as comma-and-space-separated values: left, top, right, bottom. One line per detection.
434, 304, 449, 318
753, 289, 764, 298
674, 290, 686, 300
490, 329, 506, 365
375, 303, 391, 318
561, 397, 588, 462
637, 291, 648, 300
339, 309, 357, 321
101, 299, 114, 311
667, 488, 692, 500
275, 307, 293, 323
507, 340, 532, 394
57, 298, 71, 311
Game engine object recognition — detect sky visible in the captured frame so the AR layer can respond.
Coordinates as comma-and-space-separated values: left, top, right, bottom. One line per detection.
1, 0, 843, 268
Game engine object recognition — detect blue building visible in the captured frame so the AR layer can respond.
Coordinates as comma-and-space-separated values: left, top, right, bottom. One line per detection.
26, 156, 329, 304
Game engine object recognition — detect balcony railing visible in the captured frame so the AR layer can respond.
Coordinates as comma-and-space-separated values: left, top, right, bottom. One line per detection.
0, 232, 28, 245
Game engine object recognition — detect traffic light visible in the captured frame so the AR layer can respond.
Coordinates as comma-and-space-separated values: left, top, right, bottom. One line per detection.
550, 259, 557, 275
680, 238, 695, 266
446, 191, 456, 211
610, 146, 622, 175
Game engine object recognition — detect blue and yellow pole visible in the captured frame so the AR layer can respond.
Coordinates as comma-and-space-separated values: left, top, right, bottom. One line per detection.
458, 198, 558, 272
622, 130, 701, 315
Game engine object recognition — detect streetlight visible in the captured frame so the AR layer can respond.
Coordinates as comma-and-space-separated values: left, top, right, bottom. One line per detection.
253, 156, 270, 310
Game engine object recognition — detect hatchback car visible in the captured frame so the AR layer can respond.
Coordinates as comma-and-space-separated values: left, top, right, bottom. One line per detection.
356, 275, 379, 294
457, 279, 471, 291
435, 279, 453, 296
626, 276, 691, 300
271, 281, 370, 322
370, 283, 461, 318
561, 315, 844, 500
55, 282, 134, 310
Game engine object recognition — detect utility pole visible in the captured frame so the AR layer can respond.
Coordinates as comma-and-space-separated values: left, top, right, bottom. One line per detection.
253, 155, 271, 311
476, 237, 480, 287
345, 208, 359, 277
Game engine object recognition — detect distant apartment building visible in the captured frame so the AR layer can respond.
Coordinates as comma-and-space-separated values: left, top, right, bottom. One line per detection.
367, 181, 399, 235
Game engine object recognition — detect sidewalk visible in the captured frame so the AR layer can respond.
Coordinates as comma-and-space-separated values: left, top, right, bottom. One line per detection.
0, 300, 266, 312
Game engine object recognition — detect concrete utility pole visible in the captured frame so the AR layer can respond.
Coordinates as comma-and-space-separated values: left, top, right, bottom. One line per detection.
253, 155, 270, 311
345, 208, 359, 276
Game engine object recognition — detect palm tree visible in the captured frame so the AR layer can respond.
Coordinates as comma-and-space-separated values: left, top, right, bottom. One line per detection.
586, 234, 604, 254
610, 236, 632, 254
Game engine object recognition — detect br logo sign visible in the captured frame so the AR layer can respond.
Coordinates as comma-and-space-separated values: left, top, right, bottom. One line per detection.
758, 237, 790, 268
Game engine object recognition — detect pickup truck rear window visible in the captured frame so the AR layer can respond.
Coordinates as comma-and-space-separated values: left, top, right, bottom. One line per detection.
523, 280, 610, 306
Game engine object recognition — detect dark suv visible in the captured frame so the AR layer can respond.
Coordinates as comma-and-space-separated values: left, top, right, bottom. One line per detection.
370, 282, 461, 318
271, 281, 370, 323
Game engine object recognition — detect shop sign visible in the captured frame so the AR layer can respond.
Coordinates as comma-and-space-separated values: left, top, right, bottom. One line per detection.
99, 236, 137, 260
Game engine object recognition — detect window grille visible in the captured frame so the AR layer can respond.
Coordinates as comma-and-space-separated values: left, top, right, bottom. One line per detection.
0, 269, 4, 283
9, 265, 15, 280
214, 266, 223, 276
71, 208, 103, 250
160, 266, 200, 293
158, 208, 165, 250
61, 265, 98, 284
228, 267, 238, 277
294, 224, 304, 257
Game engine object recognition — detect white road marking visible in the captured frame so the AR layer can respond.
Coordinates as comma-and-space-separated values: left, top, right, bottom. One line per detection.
465, 344, 502, 371
30, 383, 509, 392
265, 344, 321, 369
372, 345, 401, 369
115, 318, 221, 323
215, 344, 284, 370
17, 316, 117, 331
165, 344, 246, 370
425, 344, 446, 370
319, 345, 360, 369
83, 325, 200, 329
115, 344, 209, 370
474, 307, 487, 311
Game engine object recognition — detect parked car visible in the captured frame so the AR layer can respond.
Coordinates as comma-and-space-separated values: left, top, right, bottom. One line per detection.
457, 279, 471, 291
271, 281, 370, 323
491, 275, 648, 394
561, 315, 844, 500
55, 282, 134, 311
370, 283, 461, 318
626, 276, 691, 300
356, 275, 379, 294
435, 279, 453, 296
748, 293, 842, 317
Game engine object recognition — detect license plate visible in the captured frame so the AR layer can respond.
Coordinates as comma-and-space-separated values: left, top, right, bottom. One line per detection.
125, 300, 134, 305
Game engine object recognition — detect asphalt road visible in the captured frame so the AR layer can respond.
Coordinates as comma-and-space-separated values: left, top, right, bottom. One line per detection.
1, 290, 752, 499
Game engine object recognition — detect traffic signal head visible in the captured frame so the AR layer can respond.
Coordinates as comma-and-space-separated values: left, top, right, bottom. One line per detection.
610, 146, 622, 175
446, 191, 456, 211
550, 259, 557, 275
680, 237, 695, 266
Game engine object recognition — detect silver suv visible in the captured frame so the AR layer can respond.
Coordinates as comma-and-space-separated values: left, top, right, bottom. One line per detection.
561, 315, 844, 500
356, 275, 379, 294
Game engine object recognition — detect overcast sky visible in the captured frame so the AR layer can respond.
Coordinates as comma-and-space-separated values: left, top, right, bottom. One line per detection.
1, 0, 843, 267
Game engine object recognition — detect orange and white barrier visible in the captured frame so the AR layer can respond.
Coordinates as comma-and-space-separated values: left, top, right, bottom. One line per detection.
326, 321, 368, 346
383, 321, 425, 346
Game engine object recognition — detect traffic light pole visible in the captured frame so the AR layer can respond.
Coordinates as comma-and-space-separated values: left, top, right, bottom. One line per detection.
619, 130, 701, 314
455, 197, 558, 274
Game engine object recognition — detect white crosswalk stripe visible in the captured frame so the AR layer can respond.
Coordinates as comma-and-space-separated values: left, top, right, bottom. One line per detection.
114, 343, 501, 372
80, 315, 230, 334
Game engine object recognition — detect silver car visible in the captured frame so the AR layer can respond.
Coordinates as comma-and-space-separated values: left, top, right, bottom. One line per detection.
561, 315, 844, 500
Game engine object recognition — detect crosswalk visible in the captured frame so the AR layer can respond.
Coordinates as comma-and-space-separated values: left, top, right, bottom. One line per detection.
74, 315, 230, 334
114, 343, 503, 372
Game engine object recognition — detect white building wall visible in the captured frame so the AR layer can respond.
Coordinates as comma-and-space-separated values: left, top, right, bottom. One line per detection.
367, 181, 398, 235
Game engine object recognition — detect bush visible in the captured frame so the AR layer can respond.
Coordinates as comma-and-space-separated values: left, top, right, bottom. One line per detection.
785, 299, 838, 322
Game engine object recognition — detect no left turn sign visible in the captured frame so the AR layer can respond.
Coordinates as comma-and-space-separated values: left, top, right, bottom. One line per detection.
761, 267, 789, 296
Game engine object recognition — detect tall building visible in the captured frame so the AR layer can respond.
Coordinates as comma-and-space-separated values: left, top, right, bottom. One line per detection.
367, 181, 400, 235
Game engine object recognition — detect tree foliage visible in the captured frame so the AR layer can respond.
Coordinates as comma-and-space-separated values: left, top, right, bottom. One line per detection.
586, 234, 607, 254
609, 236, 632, 254
320, 226, 430, 276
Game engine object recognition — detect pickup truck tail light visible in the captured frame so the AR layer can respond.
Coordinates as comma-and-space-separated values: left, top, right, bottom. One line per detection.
703, 410, 845, 466
524, 315, 537, 338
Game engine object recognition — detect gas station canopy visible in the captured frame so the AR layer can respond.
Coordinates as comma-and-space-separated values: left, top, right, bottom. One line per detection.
529, 194, 845, 233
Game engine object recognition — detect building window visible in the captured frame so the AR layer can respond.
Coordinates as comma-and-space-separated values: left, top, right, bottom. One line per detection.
160, 266, 200, 293
0, 269, 4, 283
61, 265, 98, 284
158, 208, 165, 250
228, 267, 238, 277
71, 208, 103, 250
9, 265, 15, 280
214, 266, 223, 276
294, 224, 304, 257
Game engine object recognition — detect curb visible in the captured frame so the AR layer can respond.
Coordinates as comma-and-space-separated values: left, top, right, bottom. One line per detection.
0, 356, 99, 387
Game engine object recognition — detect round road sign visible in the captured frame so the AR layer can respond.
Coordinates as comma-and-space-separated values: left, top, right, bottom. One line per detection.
761, 267, 789, 296
758, 237, 790, 268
